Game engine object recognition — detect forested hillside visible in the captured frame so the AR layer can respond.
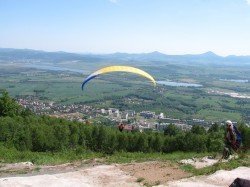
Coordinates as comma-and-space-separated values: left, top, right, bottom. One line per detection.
0, 91, 249, 155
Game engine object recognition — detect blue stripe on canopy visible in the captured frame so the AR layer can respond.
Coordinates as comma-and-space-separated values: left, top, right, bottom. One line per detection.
81, 75, 97, 90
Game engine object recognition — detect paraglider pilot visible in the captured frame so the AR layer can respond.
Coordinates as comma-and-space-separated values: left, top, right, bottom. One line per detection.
223, 120, 242, 159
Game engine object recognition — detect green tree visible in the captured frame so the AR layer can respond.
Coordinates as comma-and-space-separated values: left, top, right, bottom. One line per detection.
135, 134, 148, 152
238, 124, 250, 149
0, 91, 22, 117
191, 125, 206, 135
0, 116, 16, 146
208, 123, 220, 133
152, 134, 163, 152
13, 123, 32, 151
103, 130, 117, 154
162, 136, 173, 153
53, 124, 70, 150
69, 123, 79, 148
117, 133, 128, 151
164, 124, 181, 136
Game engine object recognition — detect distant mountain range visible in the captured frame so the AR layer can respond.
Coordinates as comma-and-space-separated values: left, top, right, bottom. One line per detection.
0, 48, 250, 66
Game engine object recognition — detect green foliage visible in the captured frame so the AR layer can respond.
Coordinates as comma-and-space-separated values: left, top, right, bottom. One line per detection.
164, 124, 181, 136
136, 177, 145, 182
0, 143, 102, 165
208, 123, 220, 133
206, 132, 224, 152
238, 123, 250, 149
191, 125, 206, 135
1, 113, 248, 154
0, 91, 22, 117
135, 134, 148, 152
152, 134, 164, 152
0, 92, 249, 155
105, 151, 209, 163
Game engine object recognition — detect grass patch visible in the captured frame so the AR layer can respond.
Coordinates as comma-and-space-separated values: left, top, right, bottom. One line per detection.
0, 143, 249, 178
180, 164, 194, 173
0, 144, 209, 165
143, 182, 151, 187
0, 144, 103, 165
154, 180, 161, 185
105, 151, 209, 164
34, 167, 41, 172
136, 177, 145, 182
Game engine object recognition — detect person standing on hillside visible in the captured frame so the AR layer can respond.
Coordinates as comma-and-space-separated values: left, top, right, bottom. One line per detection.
118, 122, 125, 132
223, 120, 242, 159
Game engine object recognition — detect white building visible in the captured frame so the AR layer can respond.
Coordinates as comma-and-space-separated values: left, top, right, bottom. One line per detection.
101, 109, 106, 114
159, 113, 164, 119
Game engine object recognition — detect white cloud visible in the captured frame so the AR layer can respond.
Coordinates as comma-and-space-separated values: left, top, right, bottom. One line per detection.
246, 0, 250, 5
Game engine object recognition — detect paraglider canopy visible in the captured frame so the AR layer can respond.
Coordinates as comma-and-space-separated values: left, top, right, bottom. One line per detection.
81, 66, 156, 90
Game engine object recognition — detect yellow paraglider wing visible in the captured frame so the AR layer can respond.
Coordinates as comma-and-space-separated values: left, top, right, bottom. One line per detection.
82, 66, 156, 90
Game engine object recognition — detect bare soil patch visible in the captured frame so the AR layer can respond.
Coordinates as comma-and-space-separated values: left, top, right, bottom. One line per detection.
119, 161, 190, 186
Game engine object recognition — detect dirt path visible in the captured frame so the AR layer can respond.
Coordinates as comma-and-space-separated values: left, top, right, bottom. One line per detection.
0, 165, 139, 187
0, 161, 249, 187
0, 161, 189, 187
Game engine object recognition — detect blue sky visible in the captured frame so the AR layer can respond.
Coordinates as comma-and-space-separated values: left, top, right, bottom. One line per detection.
0, 0, 250, 55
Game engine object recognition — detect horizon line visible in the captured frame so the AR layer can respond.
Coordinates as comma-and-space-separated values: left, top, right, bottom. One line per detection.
1, 47, 250, 57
